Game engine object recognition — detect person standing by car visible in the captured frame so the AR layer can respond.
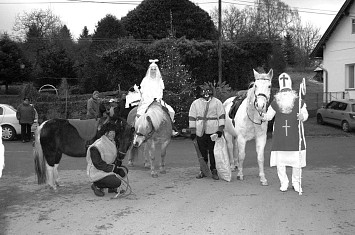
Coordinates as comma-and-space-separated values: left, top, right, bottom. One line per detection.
261, 73, 308, 193
16, 97, 36, 143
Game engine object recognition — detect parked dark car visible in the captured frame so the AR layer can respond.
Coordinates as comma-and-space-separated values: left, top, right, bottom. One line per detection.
316, 99, 355, 132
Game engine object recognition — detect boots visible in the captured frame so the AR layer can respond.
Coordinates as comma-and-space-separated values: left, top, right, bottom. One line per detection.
91, 184, 104, 197
212, 169, 219, 180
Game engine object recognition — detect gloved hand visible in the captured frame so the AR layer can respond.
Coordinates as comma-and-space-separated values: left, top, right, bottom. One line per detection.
113, 165, 128, 177
297, 113, 305, 122
190, 133, 196, 140
216, 131, 223, 138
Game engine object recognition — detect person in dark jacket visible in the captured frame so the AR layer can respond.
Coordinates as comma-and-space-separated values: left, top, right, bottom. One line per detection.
86, 91, 101, 119
86, 122, 128, 197
16, 97, 36, 143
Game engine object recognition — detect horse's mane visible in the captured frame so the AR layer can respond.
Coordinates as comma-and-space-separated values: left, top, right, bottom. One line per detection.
246, 82, 255, 100
136, 102, 168, 131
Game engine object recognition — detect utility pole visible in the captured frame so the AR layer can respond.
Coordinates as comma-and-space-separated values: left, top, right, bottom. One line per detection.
218, 0, 222, 84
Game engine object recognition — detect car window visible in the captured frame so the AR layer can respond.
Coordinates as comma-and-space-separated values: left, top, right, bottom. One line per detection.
351, 104, 355, 112
338, 102, 347, 111
327, 101, 338, 109
0, 107, 3, 115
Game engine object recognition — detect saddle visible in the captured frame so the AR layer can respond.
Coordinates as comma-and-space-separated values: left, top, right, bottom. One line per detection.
228, 96, 245, 127
68, 119, 100, 141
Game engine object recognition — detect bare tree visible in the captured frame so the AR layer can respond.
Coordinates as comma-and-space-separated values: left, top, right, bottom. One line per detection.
13, 9, 63, 40
211, 0, 301, 41
291, 22, 321, 68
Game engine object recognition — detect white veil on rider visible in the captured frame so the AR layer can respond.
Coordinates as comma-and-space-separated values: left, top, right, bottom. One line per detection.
140, 59, 164, 101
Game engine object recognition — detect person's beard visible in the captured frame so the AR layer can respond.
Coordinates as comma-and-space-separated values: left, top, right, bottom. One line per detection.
274, 90, 298, 114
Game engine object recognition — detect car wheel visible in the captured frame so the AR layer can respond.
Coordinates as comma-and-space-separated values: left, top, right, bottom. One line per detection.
317, 114, 324, 125
342, 121, 350, 132
1, 125, 16, 141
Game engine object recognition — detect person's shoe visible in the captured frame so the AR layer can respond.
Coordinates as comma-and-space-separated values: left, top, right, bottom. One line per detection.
91, 184, 104, 197
292, 184, 303, 193
196, 171, 206, 179
280, 184, 288, 192
211, 169, 219, 180
108, 188, 118, 193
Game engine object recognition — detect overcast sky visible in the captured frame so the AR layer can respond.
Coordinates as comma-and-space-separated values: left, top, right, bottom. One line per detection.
0, 0, 347, 40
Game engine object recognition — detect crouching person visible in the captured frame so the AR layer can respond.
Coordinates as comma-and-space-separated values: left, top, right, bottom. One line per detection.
86, 123, 128, 197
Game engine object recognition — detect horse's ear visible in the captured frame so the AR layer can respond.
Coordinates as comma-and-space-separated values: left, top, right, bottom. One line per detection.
146, 116, 155, 131
267, 69, 273, 80
253, 69, 259, 78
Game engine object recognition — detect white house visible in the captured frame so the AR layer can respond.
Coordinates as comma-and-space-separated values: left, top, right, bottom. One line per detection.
310, 0, 355, 102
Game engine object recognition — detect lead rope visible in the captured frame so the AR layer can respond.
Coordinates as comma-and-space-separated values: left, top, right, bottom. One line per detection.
111, 167, 133, 199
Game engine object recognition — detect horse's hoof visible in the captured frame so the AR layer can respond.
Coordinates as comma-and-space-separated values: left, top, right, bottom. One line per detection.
151, 173, 158, 178
261, 181, 268, 186
128, 161, 134, 167
160, 169, 167, 174
55, 183, 64, 187
237, 175, 244, 180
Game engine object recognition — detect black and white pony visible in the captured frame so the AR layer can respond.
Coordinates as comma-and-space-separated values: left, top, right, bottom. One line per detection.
34, 118, 135, 190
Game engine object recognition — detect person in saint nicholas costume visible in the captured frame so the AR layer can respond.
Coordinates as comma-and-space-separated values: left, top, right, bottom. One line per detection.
262, 73, 308, 193
134, 59, 179, 136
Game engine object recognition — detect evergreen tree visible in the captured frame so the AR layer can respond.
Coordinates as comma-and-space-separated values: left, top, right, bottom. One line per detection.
283, 32, 295, 66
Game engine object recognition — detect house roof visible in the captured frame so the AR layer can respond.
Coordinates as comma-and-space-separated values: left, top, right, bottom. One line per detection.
310, 0, 354, 59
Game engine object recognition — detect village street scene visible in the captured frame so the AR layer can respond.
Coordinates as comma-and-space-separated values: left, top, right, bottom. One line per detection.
1, 0, 355, 234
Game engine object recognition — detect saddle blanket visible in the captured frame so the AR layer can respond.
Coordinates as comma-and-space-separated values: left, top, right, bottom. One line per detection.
68, 119, 99, 141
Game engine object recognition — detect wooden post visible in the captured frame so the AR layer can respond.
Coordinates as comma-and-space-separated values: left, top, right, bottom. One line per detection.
218, 0, 222, 84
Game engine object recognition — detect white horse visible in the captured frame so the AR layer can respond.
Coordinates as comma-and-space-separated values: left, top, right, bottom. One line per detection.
223, 69, 273, 186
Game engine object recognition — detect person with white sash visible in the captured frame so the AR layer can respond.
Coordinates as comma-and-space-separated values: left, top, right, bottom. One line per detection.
0, 127, 5, 178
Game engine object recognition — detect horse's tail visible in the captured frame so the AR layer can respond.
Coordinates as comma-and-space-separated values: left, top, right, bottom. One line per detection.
33, 124, 47, 184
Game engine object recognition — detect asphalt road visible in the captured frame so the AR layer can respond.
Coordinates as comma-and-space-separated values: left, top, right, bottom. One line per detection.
2, 133, 355, 177
1, 127, 355, 234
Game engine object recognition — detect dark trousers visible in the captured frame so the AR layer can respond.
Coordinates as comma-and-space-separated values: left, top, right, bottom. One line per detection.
94, 175, 122, 189
20, 123, 32, 141
197, 133, 216, 171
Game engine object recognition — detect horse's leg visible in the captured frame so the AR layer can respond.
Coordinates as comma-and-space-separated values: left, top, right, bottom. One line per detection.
224, 132, 237, 172
127, 145, 135, 166
45, 162, 57, 191
255, 135, 268, 186
54, 164, 64, 187
159, 141, 169, 174
148, 141, 158, 178
237, 137, 246, 180
143, 143, 150, 168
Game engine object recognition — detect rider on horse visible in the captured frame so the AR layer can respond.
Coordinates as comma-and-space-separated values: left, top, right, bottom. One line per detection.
134, 59, 178, 136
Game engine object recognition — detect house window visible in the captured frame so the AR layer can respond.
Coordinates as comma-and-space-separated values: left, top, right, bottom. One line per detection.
353, 19, 355, 34
347, 64, 355, 89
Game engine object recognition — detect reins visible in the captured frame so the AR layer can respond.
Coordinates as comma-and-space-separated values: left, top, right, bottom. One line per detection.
246, 80, 271, 125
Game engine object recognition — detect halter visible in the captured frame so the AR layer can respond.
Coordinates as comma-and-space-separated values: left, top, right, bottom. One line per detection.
246, 78, 271, 125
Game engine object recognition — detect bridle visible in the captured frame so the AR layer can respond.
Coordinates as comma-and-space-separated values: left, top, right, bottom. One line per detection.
247, 78, 271, 125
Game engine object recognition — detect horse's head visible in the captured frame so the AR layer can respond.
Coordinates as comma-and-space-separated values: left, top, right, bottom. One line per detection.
133, 115, 155, 147
252, 69, 273, 114
114, 119, 135, 161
